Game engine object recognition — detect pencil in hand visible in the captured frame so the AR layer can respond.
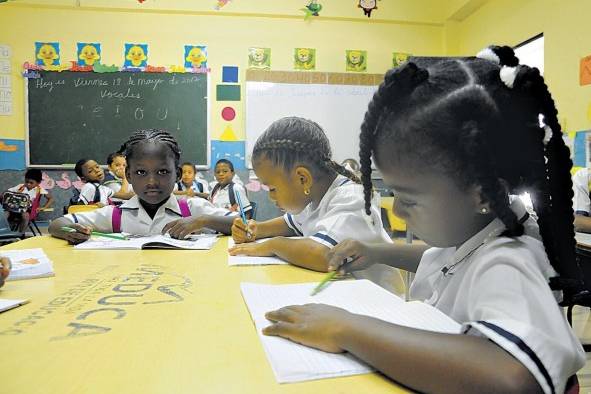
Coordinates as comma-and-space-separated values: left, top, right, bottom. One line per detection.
61, 226, 128, 240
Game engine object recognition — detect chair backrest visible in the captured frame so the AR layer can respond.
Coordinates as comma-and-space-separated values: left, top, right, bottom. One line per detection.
67, 204, 100, 214
249, 201, 257, 220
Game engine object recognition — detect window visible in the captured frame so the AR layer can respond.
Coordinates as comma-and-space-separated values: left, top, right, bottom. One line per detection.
514, 33, 544, 74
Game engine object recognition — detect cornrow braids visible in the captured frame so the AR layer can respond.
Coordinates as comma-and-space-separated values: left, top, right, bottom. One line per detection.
119, 129, 181, 168
252, 117, 360, 184
359, 63, 429, 214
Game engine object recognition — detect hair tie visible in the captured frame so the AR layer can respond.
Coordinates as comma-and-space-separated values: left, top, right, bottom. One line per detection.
543, 125, 552, 146
499, 65, 519, 89
476, 47, 500, 65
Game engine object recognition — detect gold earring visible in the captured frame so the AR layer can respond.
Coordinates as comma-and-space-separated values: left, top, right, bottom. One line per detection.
304, 189, 310, 196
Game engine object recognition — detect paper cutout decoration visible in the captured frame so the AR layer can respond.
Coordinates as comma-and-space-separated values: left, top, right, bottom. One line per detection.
184, 45, 208, 69
358, 0, 378, 17
301, 1, 322, 20
294, 48, 316, 71
219, 125, 238, 141
211, 140, 245, 170
221, 107, 236, 121
245, 179, 269, 192
77, 43, 101, 66
217, 85, 241, 101
346, 50, 367, 72
40, 172, 55, 190
214, 0, 231, 10
35, 42, 60, 66
248, 47, 271, 70
0, 139, 25, 170
222, 66, 239, 83
392, 52, 411, 68
580, 55, 591, 86
124, 43, 148, 68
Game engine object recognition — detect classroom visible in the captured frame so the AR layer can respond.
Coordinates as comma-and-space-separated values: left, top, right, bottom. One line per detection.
1, 1, 591, 393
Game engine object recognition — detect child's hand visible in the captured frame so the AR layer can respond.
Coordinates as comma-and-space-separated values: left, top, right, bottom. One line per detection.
263, 304, 352, 353
0, 257, 11, 288
162, 217, 202, 239
63, 224, 92, 245
327, 239, 373, 274
228, 241, 273, 257
185, 188, 195, 198
231, 218, 257, 243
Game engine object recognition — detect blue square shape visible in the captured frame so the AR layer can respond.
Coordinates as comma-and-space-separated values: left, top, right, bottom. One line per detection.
222, 66, 239, 83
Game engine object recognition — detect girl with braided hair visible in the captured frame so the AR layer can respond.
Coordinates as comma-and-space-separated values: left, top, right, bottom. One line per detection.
49, 129, 237, 243
261, 48, 585, 393
229, 116, 393, 274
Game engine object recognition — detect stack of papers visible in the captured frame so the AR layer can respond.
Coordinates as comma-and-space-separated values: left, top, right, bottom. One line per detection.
1, 248, 55, 281
227, 238, 290, 266
74, 234, 219, 250
240, 280, 461, 383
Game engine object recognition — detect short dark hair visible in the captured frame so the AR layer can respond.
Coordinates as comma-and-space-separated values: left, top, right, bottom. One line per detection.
24, 168, 42, 183
107, 152, 125, 166
215, 159, 234, 172
74, 159, 90, 178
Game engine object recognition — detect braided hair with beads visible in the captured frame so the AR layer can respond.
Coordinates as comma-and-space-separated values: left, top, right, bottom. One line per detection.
358, 46, 582, 301
252, 117, 360, 184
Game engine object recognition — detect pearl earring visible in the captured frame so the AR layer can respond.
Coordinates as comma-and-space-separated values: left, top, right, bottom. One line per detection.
480, 207, 488, 214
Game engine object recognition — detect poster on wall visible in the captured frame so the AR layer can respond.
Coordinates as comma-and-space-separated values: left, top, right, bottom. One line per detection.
294, 48, 316, 70
35, 42, 60, 66
184, 45, 208, 70
77, 43, 101, 66
392, 52, 411, 68
123, 43, 148, 68
346, 50, 367, 72
248, 47, 271, 70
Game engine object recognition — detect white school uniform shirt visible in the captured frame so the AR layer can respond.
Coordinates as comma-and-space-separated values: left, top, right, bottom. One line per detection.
410, 198, 585, 394
572, 167, 590, 216
283, 175, 391, 248
64, 194, 236, 235
8, 184, 48, 201
210, 182, 251, 212
78, 182, 114, 206
173, 179, 210, 194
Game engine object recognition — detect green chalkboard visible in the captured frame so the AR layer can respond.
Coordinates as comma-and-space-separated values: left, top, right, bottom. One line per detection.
27, 71, 208, 167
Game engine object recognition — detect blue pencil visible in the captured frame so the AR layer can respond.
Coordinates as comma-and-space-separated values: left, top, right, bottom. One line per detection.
235, 191, 252, 238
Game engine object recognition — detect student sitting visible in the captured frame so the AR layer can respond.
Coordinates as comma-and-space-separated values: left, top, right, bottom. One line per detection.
103, 152, 134, 201
173, 161, 209, 200
49, 129, 236, 243
260, 47, 585, 393
210, 159, 251, 216
2, 168, 53, 232
0, 256, 11, 288
72, 158, 114, 207
229, 117, 392, 274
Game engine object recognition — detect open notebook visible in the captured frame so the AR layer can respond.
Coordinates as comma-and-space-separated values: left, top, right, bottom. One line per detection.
74, 234, 219, 250
227, 238, 302, 266
2, 248, 55, 281
241, 280, 461, 383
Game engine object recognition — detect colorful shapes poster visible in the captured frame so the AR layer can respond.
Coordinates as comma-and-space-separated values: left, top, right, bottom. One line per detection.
392, 52, 411, 68
35, 42, 60, 67
77, 43, 101, 66
216, 85, 241, 101
248, 47, 271, 70
580, 55, 591, 86
346, 50, 367, 72
211, 140, 245, 170
184, 45, 208, 69
222, 66, 239, 83
294, 48, 316, 71
124, 43, 148, 68
0, 139, 25, 170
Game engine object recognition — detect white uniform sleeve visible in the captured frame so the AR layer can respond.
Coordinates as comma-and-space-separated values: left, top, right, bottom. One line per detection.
78, 184, 97, 204
7, 185, 21, 192
63, 205, 115, 232
187, 197, 238, 217
307, 192, 386, 248
105, 182, 122, 194
460, 255, 585, 394
572, 169, 590, 215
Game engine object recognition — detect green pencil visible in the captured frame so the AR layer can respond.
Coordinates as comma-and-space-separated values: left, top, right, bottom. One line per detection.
310, 270, 338, 296
61, 226, 128, 240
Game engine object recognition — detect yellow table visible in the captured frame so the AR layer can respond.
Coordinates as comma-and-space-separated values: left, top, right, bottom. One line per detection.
0, 236, 407, 394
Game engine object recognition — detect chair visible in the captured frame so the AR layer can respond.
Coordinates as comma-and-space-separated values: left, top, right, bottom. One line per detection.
380, 196, 406, 233
29, 207, 54, 236
248, 201, 257, 220
0, 206, 25, 244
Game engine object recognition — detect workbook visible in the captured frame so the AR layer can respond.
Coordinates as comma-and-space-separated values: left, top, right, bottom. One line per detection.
240, 280, 461, 383
1, 248, 55, 281
0, 299, 30, 313
74, 234, 219, 250
227, 238, 298, 266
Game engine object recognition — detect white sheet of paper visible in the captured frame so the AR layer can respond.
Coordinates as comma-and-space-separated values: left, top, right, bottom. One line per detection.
0, 299, 29, 313
227, 238, 289, 266
74, 233, 219, 250
1, 249, 55, 281
240, 280, 461, 383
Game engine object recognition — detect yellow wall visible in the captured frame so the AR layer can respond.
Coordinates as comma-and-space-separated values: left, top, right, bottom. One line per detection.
0, 2, 444, 144
447, 0, 591, 131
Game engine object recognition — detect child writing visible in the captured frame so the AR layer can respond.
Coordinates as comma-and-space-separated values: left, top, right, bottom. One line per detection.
2, 169, 53, 232
103, 152, 134, 201
49, 129, 237, 243
173, 161, 209, 199
229, 117, 392, 273
209, 159, 252, 216
72, 158, 114, 206
260, 47, 585, 393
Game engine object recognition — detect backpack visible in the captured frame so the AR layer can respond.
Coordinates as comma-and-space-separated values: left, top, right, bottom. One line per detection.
111, 198, 191, 233
2, 191, 32, 213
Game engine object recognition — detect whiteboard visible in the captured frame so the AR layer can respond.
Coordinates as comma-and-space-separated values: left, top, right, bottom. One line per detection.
245, 82, 377, 167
